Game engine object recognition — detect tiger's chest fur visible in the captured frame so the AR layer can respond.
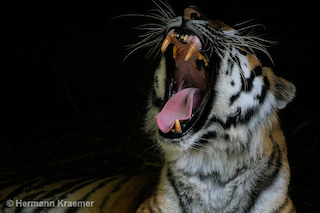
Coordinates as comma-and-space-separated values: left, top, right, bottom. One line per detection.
140, 123, 290, 213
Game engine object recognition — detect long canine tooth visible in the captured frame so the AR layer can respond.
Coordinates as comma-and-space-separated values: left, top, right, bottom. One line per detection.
161, 36, 173, 53
175, 119, 181, 133
198, 52, 209, 66
184, 43, 197, 62
173, 46, 177, 59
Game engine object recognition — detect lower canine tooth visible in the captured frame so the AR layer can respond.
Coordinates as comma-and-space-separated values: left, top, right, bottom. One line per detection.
173, 46, 177, 59
175, 119, 181, 133
185, 43, 197, 62
198, 52, 209, 66
161, 36, 173, 53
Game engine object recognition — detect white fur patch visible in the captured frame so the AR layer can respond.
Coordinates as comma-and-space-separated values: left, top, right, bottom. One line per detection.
154, 57, 167, 100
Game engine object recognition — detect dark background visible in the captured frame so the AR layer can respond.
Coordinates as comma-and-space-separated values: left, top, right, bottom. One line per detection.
1, 0, 319, 212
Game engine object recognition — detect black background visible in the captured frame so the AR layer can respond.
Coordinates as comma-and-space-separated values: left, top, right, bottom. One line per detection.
1, 0, 319, 212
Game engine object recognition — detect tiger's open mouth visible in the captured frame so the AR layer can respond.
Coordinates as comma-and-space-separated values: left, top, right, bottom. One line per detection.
156, 28, 213, 138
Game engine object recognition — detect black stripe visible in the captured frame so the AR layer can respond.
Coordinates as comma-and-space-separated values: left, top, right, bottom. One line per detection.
140, 204, 146, 212
244, 131, 283, 212
241, 107, 257, 123
36, 178, 87, 200
133, 173, 159, 212
177, 164, 246, 188
233, 55, 241, 71
271, 195, 289, 213
211, 103, 264, 129
289, 205, 296, 213
229, 92, 241, 105
255, 76, 270, 104
23, 179, 53, 199
226, 57, 234, 75
15, 180, 53, 213
198, 131, 217, 145
99, 175, 133, 212
148, 201, 155, 213
167, 168, 187, 213
0, 179, 40, 210
153, 193, 163, 213
150, 194, 161, 213
34, 178, 98, 213
152, 97, 163, 108
66, 177, 119, 213
4, 179, 83, 213
208, 107, 242, 129
238, 48, 248, 56
0, 180, 21, 191
272, 196, 296, 213
252, 65, 263, 76
209, 116, 232, 129
241, 66, 262, 92
229, 66, 263, 106
226, 54, 241, 76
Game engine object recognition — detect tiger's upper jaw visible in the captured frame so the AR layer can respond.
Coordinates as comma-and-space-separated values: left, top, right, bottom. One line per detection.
160, 6, 231, 66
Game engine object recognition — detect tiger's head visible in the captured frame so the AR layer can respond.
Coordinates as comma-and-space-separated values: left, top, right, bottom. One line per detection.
140, 5, 295, 156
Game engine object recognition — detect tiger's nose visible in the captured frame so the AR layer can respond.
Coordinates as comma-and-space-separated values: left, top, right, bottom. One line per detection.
183, 8, 201, 20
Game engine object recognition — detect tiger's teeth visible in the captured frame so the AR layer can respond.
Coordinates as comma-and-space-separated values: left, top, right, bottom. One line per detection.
183, 35, 188, 41
198, 52, 209, 66
185, 43, 197, 62
173, 46, 177, 59
175, 119, 181, 133
161, 36, 173, 53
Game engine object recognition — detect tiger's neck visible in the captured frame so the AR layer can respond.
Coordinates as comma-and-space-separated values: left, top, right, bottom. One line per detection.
162, 117, 276, 178
156, 119, 284, 212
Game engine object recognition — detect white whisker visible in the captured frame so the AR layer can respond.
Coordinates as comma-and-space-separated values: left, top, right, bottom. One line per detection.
154, 0, 175, 17
116, 0, 176, 60
119, 1, 275, 64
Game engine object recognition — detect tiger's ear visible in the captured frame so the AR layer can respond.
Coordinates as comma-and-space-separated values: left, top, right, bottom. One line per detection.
272, 76, 296, 110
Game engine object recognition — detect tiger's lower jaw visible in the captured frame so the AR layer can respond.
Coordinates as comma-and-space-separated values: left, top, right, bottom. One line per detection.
155, 54, 216, 139
158, 91, 212, 139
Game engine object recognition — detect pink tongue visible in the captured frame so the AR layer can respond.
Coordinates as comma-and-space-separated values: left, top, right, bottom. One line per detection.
156, 88, 202, 133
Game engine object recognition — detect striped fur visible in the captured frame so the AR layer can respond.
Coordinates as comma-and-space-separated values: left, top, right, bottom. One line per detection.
0, 173, 159, 213
1, 2, 296, 213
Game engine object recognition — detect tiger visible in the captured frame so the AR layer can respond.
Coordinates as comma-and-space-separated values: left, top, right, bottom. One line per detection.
0, 2, 296, 213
